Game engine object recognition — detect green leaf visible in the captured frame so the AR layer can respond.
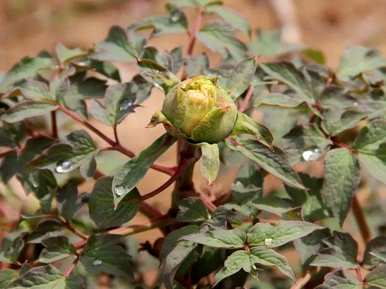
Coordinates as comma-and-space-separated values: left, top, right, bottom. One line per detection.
160, 225, 199, 289
133, 4, 188, 35
89, 177, 139, 229
220, 58, 257, 99
0, 123, 25, 148
57, 181, 82, 220
227, 137, 305, 189
183, 228, 245, 249
0, 151, 19, 183
260, 62, 316, 104
198, 23, 247, 60
214, 250, 251, 285
7, 265, 66, 289
19, 80, 52, 101
0, 269, 18, 288
322, 109, 366, 136
254, 92, 304, 108
1, 101, 57, 123
316, 270, 361, 289
338, 47, 386, 80
0, 230, 26, 263
0, 53, 53, 93
358, 151, 386, 184
80, 234, 133, 277
321, 148, 360, 226
55, 43, 87, 64
38, 237, 76, 264
177, 197, 210, 223
92, 26, 144, 62
310, 232, 358, 269
353, 119, 386, 151
250, 30, 302, 57
250, 246, 295, 280
200, 143, 220, 184
231, 161, 263, 204
366, 264, 386, 288
232, 112, 273, 147
247, 220, 321, 247
363, 237, 386, 267
112, 133, 176, 207
207, 6, 251, 36
28, 220, 64, 244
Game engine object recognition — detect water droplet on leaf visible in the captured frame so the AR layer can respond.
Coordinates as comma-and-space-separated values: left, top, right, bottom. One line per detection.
114, 186, 126, 197
302, 148, 321, 162
119, 100, 134, 112
93, 259, 102, 266
264, 238, 273, 246
55, 160, 75, 174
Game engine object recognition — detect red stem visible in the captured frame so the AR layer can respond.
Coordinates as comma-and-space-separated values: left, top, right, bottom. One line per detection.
140, 159, 191, 201
113, 124, 120, 146
187, 7, 203, 56
58, 106, 175, 176
239, 85, 254, 112
352, 195, 371, 244
51, 111, 58, 138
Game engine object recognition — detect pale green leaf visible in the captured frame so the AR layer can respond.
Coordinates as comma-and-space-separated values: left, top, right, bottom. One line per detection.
200, 143, 220, 184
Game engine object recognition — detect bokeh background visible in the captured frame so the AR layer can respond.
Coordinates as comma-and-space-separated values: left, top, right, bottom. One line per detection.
1, 0, 386, 261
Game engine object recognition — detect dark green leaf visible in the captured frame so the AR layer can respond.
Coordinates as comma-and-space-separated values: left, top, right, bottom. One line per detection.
250, 246, 294, 279
133, 4, 188, 35
177, 197, 210, 223
38, 236, 76, 263
316, 271, 361, 289
183, 228, 245, 249
1, 101, 57, 123
200, 142, 220, 184
321, 148, 360, 226
80, 234, 133, 277
112, 133, 176, 207
260, 62, 316, 104
7, 265, 66, 289
0, 150, 19, 182
57, 182, 82, 220
227, 137, 305, 189
250, 30, 301, 57
207, 6, 251, 36
55, 43, 87, 64
28, 220, 64, 244
0, 269, 18, 288
310, 232, 358, 269
338, 47, 386, 80
0, 230, 26, 263
214, 250, 251, 285
0, 53, 53, 93
353, 119, 386, 151
364, 237, 386, 267
160, 225, 199, 289
198, 23, 247, 60
92, 26, 144, 62
220, 58, 257, 99
247, 220, 321, 248
89, 177, 139, 229
366, 264, 386, 288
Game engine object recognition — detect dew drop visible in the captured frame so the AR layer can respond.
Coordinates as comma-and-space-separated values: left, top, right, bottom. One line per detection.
119, 100, 133, 112
171, 14, 179, 22
93, 259, 102, 266
302, 148, 321, 162
114, 186, 126, 197
55, 160, 74, 174
264, 238, 273, 246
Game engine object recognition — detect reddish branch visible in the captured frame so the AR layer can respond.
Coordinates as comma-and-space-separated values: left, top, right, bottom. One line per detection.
187, 7, 204, 56
239, 85, 254, 112
58, 105, 175, 176
51, 111, 58, 138
352, 195, 371, 244
290, 272, 312, 289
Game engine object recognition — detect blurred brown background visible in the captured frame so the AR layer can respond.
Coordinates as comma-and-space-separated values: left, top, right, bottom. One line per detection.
1, 0, 386, 246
